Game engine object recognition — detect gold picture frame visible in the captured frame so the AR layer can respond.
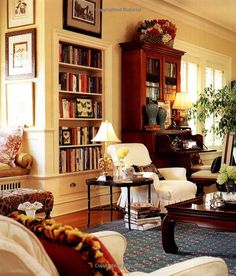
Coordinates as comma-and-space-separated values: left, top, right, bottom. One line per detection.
5, 28, 36, 80
8, 0, 35, 28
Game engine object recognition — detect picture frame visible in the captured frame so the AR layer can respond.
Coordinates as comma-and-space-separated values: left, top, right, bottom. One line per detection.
62, 129, 72, 145
76, 98, 93, 118
63, 0, 102, 38
158, 101, 171, 127
6, 81, 34, 127
5, 28, 36, 80
7, 0, 35, 28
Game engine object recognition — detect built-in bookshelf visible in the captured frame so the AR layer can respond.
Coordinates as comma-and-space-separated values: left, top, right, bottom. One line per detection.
58, 40, 103, 174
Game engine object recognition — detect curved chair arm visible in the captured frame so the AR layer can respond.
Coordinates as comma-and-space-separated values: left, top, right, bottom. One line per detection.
15, 153, 33, 170
93, 230, 128, 273
158, 167, 187, 180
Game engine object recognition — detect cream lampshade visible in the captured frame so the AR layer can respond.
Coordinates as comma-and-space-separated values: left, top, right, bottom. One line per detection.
92, 120, 120, 180
172, 92, 192, 126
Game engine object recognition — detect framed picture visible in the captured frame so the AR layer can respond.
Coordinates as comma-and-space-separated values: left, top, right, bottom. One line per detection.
63, 0, 102, 38
158, 101, 171, 127
5, 28, 36, 80
76, 98, 93, 117
8, 0, 35, 28
62, 129, 72, 145
6, 81, 34, 127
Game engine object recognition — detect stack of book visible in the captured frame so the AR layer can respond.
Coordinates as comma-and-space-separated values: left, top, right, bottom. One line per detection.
124, 203, 161, 230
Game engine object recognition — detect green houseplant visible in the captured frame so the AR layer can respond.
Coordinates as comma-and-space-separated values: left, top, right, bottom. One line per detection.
190, 84, 236, 139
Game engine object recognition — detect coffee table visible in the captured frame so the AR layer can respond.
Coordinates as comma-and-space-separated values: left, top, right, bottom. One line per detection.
162, 192, 236, 253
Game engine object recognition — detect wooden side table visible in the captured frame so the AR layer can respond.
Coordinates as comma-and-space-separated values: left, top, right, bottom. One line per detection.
86, 177, 153, 230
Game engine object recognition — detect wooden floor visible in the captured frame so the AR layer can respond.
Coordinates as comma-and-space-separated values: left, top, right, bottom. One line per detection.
54, 209, 124, 231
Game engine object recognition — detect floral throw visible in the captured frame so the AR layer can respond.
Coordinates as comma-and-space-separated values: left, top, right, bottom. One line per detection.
0, 126, 23, 167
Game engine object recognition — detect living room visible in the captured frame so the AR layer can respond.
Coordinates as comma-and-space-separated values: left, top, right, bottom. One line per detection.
0, 0, 235, 275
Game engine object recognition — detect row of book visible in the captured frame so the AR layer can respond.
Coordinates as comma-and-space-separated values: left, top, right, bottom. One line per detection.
59, 126, 99, 146
59, 72, 102, 94
165, 62, 177, 78
59, 42, 102, 68
60, 98, 102, 119
59, 146, 102, 173
146, 58, 160, 79
124, 204, 161, 230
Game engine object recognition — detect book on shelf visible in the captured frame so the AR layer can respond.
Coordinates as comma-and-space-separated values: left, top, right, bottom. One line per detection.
125, 221, 161, 231
59, 42, 102, 69
59, 146, 102, 173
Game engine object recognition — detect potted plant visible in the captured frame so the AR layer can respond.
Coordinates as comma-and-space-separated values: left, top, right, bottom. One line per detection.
190, 84, 236, 139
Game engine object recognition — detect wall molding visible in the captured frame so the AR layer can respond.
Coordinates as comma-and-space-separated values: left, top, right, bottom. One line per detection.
128, 0, 236, 43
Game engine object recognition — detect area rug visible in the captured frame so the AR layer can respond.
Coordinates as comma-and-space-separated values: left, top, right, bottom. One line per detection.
87, 220, 236, 275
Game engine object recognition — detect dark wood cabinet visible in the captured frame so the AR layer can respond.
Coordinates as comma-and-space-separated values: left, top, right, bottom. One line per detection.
119, 41, 185, 132
119, 42, 211, 176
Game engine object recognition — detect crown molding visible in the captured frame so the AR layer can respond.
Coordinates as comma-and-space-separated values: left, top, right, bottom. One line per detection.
127, 0, 236, 43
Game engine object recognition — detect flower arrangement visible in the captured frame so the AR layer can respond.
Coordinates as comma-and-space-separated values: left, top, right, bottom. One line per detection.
117, 147, 129, 160
217, 164, 236, 185
137, 19, 177, 47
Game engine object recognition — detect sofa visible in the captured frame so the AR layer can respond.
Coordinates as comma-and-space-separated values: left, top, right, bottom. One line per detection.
0, 214, 228, 276
0, 126, 33, 177
0, 152, 33, 177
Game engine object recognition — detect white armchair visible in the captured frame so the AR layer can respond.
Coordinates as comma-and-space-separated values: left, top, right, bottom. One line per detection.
107, 143, 197, 212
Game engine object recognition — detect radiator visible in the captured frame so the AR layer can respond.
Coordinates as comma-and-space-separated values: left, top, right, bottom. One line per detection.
0, 182, 21, 191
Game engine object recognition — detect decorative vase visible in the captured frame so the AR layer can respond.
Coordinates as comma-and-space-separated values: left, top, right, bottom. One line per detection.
225, 179, 236, 194
25, 209, 36, 217
145, 103, 159, 125
158, 107, 167, 129
113, 160, 126, 180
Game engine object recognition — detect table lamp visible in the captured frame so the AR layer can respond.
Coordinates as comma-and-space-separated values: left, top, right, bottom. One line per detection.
92, 120, 120, 180
172, 92, 192, 126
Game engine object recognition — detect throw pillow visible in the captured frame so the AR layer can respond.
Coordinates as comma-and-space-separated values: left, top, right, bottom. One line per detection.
9, 212, 122, 276
211, 156, 222, 173
133, 163, 165, 180
0, 126, 23, 167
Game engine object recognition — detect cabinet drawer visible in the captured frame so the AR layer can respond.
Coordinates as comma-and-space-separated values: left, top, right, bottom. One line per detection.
59, 177, 84, 195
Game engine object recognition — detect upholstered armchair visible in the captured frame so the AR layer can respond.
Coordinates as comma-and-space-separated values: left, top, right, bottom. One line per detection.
107, 143, 197, 213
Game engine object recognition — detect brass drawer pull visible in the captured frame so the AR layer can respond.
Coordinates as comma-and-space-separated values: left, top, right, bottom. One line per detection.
70, 182, 76, 188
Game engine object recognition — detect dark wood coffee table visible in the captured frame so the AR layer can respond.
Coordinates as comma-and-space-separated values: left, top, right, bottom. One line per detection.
162, 192, 236, 253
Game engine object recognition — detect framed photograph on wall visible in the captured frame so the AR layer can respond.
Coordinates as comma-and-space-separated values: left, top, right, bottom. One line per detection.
63, 0, 102, 38
8, 0, 35, 28
76, 98, 93, 117
5, 28, 36, 80
6, 81, 34, 127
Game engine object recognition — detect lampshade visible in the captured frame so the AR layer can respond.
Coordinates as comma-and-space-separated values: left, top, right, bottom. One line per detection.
91, 120, 120, 142
172, 92, 192, 110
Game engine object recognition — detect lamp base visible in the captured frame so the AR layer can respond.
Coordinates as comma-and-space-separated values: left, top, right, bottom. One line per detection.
98, 157, 113, 180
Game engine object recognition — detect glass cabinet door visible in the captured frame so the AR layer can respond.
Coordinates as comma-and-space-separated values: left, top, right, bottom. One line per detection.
164, 61, 178, 102
146, 57, 160, 104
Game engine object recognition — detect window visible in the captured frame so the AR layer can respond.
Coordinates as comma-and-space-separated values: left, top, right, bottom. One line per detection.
177, 40, 231, 148
204, 67, 223, 146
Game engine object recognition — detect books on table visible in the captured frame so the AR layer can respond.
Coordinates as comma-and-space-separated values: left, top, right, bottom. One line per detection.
124, 203, 161, 230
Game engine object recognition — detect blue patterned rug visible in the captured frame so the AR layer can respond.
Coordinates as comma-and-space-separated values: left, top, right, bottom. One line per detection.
87, 220, 236, 275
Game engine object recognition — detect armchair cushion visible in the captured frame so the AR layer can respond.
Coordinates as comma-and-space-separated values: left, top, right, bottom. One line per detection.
0, 126, 23, 167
